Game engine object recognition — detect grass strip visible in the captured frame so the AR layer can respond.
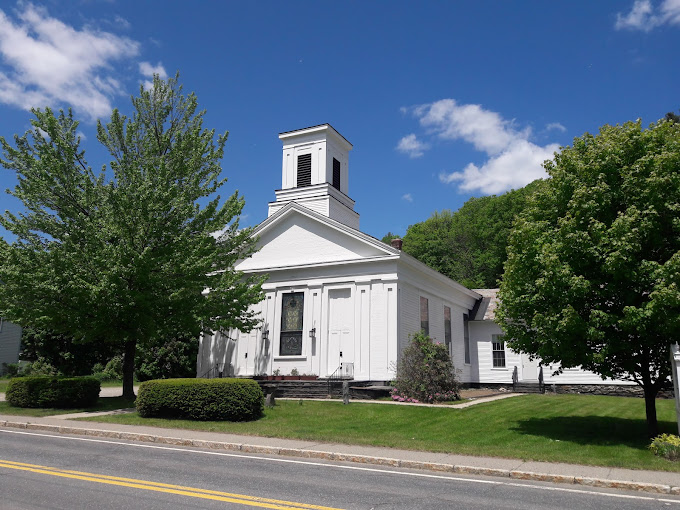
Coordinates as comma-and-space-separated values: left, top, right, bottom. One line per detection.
77, 394, 679, 472
0, 397, 135, 417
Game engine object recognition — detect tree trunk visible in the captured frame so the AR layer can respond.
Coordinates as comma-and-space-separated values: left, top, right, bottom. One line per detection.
643, 382, 659, 439
122, 339, 137, 400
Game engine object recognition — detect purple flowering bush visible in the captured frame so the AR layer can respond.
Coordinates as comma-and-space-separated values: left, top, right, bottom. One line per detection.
391, 332, 460, 404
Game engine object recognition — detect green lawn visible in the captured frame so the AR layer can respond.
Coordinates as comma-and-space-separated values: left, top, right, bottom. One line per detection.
79, 394, 679, 472
0, 397, 135, 417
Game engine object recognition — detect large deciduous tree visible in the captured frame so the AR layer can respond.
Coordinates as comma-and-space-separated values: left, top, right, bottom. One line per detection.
498, 119, 680, 437
0, 74, 264, 398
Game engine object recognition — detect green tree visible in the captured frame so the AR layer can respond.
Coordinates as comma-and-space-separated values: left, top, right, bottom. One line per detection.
498, 119, 680, 437
0, 74, 264, 398
380, 232, 401, 245
401, 182, 540, 288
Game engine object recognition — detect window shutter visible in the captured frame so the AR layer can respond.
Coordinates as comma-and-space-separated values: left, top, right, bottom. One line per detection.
332, 158, 341, 190
297, 154, 312, 187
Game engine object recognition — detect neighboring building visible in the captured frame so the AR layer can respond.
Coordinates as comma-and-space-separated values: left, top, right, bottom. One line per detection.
467, 289, 634, 389
0, 319, 22, 375
197, 124, 634, 390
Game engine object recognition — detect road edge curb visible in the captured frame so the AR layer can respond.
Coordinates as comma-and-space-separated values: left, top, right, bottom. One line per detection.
1, 420, 677, 496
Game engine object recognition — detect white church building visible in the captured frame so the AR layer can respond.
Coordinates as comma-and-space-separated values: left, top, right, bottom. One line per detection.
197, 124, 633, 391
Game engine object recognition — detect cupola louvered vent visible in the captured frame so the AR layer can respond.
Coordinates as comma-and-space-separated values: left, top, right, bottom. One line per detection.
297, 153, 312, 187
332, 158, 341, 191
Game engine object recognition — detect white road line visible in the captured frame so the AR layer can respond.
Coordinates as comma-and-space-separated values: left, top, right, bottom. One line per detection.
1, 429, 678, 505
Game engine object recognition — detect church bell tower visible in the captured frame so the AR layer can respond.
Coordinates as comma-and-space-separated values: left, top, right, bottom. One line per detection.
268, 124, 359, 229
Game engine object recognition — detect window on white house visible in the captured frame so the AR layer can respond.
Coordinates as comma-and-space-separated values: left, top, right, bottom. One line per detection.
280, 292, 304, 355
463, 314, 471, 364
444, 306, 451, 352
420, 297, 429, 336
297, 154, 311, 187
492, 335, 506, 368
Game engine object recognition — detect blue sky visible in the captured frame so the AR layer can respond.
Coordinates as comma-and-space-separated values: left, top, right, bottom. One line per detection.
0, 0, 678, 242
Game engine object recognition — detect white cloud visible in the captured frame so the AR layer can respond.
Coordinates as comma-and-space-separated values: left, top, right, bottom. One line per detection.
615, 0, 680, 31
405, 99, 559, 194
0, 3, 139, 120
396, 133, 428, 158
439, 139, 559, 195
139, 61, 168, 90
546, 122, 566, 133
139, 61, 168, 79
401, 193, 413, 202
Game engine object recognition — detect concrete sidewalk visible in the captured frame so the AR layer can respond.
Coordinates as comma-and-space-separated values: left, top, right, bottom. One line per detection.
0, 411, 678, 496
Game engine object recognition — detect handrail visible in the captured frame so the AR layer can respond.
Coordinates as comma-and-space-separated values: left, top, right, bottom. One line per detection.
199, 363, 229, 379
327, 363, 354, 396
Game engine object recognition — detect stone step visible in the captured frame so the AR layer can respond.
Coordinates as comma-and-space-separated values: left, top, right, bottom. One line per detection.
513, 382, 544, 394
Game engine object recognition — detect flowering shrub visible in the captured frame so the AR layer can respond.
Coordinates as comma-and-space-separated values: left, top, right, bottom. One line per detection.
649, 434, 680, 461
391, 332, 460, 403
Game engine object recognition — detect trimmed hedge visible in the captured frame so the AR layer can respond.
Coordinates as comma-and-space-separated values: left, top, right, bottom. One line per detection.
6, 376, 101, 408
136, 378, 264, 421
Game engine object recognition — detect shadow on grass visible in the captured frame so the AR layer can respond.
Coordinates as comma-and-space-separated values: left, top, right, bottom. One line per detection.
512, 416, 677, 449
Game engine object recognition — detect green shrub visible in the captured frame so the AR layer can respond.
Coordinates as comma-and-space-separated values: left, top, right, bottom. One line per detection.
136, 378, 264, 421
92, 356, 124, 382
135, 338, 198, 381
21, 357, 58, 376
6, 376, 100, 408
649, 433, 680, 461
392, 332, 460, 403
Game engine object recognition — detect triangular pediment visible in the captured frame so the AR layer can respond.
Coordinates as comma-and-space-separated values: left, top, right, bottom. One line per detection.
237, 204, 397, 271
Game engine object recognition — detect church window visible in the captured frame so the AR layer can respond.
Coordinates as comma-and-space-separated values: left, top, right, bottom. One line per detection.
464, 313, 471, 364
420, 296, 429, 336
444, 306, 451, 352
492, 335, 506, 368
297, 153, 312, 187
332, 158, 341, 190
280, 292, 304, 355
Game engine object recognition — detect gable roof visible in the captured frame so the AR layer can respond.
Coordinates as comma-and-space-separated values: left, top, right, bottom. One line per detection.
237, 202, 399, 272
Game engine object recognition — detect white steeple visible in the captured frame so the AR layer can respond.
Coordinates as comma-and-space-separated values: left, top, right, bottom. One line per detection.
268, 124, 359, 229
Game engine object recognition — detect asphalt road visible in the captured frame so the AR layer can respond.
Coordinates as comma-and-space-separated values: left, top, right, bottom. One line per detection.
0, 429, 678, 509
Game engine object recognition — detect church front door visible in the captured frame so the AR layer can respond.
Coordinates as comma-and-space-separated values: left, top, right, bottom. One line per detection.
327, 288, 354, 376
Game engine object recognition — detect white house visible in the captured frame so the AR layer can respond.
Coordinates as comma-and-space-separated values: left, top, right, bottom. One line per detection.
197, 124, 634, 391
0, 318, 22, 375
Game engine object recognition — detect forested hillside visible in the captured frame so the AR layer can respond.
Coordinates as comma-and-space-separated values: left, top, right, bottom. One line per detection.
384, 180, 543, 288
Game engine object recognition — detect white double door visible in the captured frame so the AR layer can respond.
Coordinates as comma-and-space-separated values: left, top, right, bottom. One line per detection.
327, 288, 354, 375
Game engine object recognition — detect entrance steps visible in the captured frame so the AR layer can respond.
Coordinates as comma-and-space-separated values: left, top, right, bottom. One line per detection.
257, 380, 339, 399
513, 381, 545, 394
255, 380, 388, 399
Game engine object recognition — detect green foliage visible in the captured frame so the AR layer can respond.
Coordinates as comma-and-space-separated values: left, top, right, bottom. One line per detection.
2, 363, 20, 377
135, 378, 264, 421
0, 73, 264, 398
391, 332, 460, 403
499, 118, 680, 437
20, 328, 116, 377
380, 232, 401, 245
6, 376, 100, 408
401, 181, 541, 288
92, 356, 124, 382
20, 357, 58, 377
135, 337, 198, 381
649, 434, 680, 461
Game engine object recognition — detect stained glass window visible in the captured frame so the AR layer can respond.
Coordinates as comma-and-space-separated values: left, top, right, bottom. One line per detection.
280, 292, 304, 356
